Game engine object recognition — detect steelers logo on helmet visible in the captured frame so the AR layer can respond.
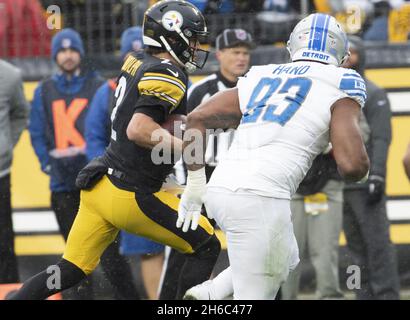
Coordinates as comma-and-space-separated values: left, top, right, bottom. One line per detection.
162, 10, 184, 31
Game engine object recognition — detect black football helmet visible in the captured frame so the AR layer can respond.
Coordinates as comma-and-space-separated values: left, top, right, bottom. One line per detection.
143, 0, 209, 73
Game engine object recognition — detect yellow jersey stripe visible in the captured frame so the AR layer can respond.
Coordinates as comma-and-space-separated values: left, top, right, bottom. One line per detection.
143, 72, 186, 89
140, 76, 186, 93
138, 79, 185, 106
140, 90, 177, 106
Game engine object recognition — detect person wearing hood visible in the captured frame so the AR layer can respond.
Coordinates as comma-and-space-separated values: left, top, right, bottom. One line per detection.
342, 35, 400, 300
29, 28, 140, 300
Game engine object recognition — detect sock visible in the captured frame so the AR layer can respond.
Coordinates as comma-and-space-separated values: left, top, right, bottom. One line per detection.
8, 259, 86, 300
175, 235, 221, 299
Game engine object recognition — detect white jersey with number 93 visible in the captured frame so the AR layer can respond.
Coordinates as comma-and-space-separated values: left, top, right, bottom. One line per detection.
208, 61, 366, 199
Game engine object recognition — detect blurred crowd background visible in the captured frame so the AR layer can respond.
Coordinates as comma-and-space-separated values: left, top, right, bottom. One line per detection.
1, 0, 410, 79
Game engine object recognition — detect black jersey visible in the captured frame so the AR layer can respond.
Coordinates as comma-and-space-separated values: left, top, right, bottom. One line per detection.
102, 51, 188, 193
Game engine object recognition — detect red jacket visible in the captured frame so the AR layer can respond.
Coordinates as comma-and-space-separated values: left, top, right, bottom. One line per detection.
0, 0, 52, 57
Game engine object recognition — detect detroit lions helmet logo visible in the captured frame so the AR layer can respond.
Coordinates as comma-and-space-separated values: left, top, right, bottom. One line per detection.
162, 11, 184, 31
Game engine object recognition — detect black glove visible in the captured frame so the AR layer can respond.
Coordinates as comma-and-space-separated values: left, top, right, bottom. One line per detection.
367, 175, 385, 204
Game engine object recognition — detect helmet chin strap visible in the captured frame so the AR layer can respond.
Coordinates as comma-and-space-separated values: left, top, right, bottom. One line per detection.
159, 35, 197, 73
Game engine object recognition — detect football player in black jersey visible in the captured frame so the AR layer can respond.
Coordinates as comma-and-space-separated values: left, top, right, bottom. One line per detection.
10, 0, 220, 300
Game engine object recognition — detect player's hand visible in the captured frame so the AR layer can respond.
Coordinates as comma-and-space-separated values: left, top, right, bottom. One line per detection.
177, 168, 206, 232
367, 175, 385, 204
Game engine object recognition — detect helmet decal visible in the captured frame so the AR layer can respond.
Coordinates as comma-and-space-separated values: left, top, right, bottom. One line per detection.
287, 13, 349, 66
144, 0, 209, 72
162, 11, 184, 31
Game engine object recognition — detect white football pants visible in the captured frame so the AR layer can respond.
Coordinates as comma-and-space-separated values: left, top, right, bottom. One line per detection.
205, 187, 300, 300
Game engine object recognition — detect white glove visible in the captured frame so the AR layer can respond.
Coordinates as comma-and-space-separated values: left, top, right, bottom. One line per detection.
177, 168, 206, 232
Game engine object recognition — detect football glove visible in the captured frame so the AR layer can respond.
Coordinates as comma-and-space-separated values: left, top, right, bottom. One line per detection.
177, 168, 206, 232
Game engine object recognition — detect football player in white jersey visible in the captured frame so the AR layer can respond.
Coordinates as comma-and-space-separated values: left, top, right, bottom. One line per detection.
177, 13, 370, 300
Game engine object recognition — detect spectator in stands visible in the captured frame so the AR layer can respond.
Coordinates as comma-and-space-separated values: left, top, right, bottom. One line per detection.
257, 0, 301, 43
29, 28, 140, 300
342, 36, 400, 300
85, 26, 164, 300
0, 59, 30, 284
187, 0, 264, 14
0, 0, 52, 57
158, 28, 255, 300
204, 0, 235, 13
281, 150, 345, 299
186, 0, 208, 12
364, 1, 391, 41
404, 142, 410, 180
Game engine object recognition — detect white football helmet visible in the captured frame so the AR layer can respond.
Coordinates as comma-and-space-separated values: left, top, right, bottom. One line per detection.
287, 13, 350, 66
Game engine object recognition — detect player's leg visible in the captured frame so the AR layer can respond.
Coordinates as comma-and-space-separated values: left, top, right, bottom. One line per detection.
158, 248, 186, 299
51, 191, 81, 241
205, 187, 299, 300
308, 181, 344, 299
354, 190, 400, 299
107, 182, 221, 300
0, 174, 19, 283
50, 190, 94, 300
99, 235, 142, 300
9, 180, 120, 300
119, 231, 164, 299
140, 253, 164, 300
281, 196, 308, 300
343, 189, 373, 299
159, 206, 217, 299
184, 266, 233, 300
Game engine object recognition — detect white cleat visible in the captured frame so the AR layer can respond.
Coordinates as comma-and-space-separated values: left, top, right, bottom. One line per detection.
183, 280, 215, 300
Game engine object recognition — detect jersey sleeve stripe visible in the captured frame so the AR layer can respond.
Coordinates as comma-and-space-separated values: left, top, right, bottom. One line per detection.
340, 78, 366, 91
140, 89, 178, 105
143, 72, 186, 89
342, 73, 363, 79
138, 79, 185, 107
140, 76, 186, 93
339, 71, 367, 107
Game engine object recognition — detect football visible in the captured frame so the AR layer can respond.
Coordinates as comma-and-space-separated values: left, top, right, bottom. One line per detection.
161, 114, 186, 136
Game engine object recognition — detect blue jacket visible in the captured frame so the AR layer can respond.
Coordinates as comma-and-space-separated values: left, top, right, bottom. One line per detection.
85, 80, 116, 161
30, 71, 104, 192
363, 16, 388, 42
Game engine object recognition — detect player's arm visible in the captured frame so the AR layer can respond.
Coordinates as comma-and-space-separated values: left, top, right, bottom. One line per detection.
184, 87, 242, 171
127, 113, 182, 153
403, 142, 410, 181
176, 88, 241, 232
330, 97, 370, 182
127, 64, 186, 152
